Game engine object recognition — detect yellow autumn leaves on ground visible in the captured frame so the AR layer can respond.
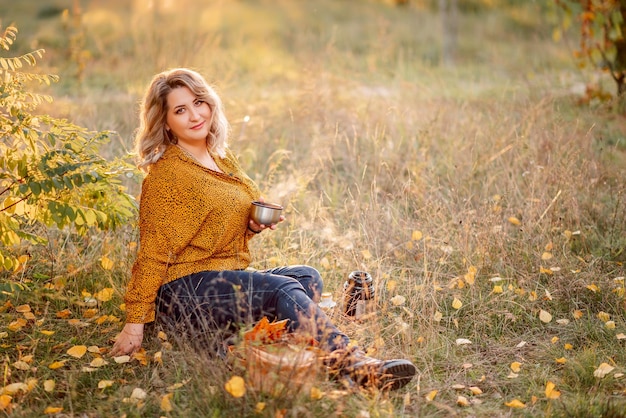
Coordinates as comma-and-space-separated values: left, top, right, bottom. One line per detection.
224, 376, 246, 398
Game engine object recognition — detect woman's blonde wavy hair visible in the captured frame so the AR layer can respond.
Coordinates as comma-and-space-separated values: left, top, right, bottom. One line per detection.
134, 68, 229, 171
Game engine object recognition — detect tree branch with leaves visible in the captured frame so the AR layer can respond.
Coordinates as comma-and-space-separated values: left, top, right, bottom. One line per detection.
555, 0, 626, 97
0, 25, 138, 273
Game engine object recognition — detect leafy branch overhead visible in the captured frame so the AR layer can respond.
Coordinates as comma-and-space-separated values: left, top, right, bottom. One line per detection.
555, 0, 626, 96
0, 25, 138, 272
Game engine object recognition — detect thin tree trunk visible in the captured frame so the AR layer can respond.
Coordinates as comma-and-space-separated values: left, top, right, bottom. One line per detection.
440, 0, 458, 67
617, 1, 626, 96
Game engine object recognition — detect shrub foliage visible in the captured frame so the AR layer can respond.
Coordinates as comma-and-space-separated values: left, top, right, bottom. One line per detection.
0, 25, 137, 272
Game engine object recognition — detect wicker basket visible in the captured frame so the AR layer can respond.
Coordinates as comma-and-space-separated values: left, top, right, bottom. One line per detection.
245, 343, 319, 395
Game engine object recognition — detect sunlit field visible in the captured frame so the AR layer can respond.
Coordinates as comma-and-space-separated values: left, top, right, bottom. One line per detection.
1, 0, 625, 416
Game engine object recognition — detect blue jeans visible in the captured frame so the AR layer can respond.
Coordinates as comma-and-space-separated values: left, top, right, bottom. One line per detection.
155, 265, 349, 352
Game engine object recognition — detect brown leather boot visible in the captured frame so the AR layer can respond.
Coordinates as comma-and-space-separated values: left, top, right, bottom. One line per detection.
324, 348, 416, 391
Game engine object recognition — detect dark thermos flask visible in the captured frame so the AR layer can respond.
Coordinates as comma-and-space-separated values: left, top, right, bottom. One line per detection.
343, 271, 375, 318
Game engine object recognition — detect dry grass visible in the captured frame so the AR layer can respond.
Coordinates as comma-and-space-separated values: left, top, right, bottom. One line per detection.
1, 0, 626, 416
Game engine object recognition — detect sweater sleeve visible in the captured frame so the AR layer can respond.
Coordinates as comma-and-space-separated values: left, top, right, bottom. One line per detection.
124, 163, 214, 323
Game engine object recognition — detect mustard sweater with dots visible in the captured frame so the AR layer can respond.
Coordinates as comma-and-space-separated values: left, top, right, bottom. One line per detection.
124, 145, 260, 323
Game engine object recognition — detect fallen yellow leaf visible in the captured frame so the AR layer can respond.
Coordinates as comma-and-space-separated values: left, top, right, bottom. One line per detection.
8, 319, 27, 332
594, 363, 615, 378
545, 381, 561, 399
555, 357, 567, 364
130, 387, 147, 401
605, 321, 616, 329
48, 361, 66, 370
89, 358, 108, 367
67, 345, 87, 358
505, 399, 526, 408
12, 361, 29, 371
100, 256, 114, 270
492, 285, 503, 294
541, 252, 553, 260
67, 319, 89, 327
510, 362, 522, 373
1, 383, 28, 395
310, 386, 324, 400
452, 297, 463, 310
15, 304, 31, 313
390, 295, 406, 306
255, 402, 266, 413
160, 393, 173, 412
469, 386, 483, 395
539, 310, 553, 323
25, 378, 37, 392
425, 390, 437, 401
412, 230, 423, 241
166, 379, 191, 392
456, 396, 470, 406
40, 330, 55, 336
43, 406, 63, 414
98, 380, 114, 389
83, 308, 98, 318
43, 380, 55, 392
598, 311, 611, 322
132, 349, 148, 365
0, 394, 11, 411
508, 217, 521, 226
551, 336, 559, 344
572, 310, 583, 319
464, 266, 477, 285
225, 376, 246, 398
586, 284, 599, 292
56, 309, 72, 319
94, 288, 114, 302
539, 267, 553, 275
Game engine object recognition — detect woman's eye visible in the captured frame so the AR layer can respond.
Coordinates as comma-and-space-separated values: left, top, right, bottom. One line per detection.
195, 100, 204, 106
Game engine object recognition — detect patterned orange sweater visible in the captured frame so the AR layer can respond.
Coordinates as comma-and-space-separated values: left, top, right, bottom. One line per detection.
124, 145, 260, 323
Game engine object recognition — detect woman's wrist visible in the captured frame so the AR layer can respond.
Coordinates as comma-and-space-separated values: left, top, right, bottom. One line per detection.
247, 225, 261, 234
122, 323, 145, 336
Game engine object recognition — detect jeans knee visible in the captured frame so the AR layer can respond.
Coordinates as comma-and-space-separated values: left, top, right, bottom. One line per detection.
297, 265, 323, 301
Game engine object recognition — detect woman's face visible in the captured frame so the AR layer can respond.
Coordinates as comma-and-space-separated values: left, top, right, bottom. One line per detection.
165, 86, 212, 148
